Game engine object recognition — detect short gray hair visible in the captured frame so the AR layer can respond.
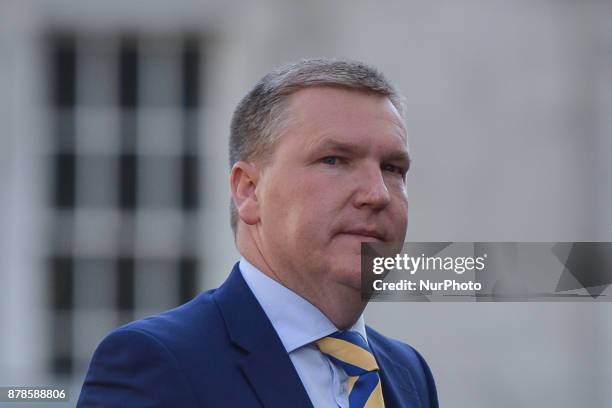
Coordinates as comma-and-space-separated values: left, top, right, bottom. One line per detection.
229, 58, 406, 236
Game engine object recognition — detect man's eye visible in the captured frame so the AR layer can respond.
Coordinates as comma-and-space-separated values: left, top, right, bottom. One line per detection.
322, 156, 339, 165
383, 164, 405, 176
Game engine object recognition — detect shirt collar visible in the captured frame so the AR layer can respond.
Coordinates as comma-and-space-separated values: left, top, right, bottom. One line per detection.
239, 257, 367, 353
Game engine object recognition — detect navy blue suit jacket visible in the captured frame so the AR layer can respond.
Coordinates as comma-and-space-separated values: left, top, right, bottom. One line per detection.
78, 264, 438, 407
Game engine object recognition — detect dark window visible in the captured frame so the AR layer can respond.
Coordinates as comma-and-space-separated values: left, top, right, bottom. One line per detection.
51, 34, 76, 108
119, 38, 138, 109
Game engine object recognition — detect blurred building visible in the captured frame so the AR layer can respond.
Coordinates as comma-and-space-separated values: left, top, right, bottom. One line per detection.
1, 1, 611, 407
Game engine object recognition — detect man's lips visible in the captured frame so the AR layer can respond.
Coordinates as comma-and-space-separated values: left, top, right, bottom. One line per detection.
338, 229, 385, 241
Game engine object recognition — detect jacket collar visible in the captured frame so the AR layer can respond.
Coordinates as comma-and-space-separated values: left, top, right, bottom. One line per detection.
213, 263, 314, 408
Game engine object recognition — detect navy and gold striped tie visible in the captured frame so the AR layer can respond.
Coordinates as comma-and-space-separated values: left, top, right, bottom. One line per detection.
316, 331, 385, 408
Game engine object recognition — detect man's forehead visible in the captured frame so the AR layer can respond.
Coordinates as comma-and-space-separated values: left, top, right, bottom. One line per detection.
284, 86, 407, 137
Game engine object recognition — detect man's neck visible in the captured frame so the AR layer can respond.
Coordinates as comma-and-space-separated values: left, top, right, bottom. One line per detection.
237, 234, 366, 330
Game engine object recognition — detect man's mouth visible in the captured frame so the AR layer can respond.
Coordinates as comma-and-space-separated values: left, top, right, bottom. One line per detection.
338, 228, 385, 241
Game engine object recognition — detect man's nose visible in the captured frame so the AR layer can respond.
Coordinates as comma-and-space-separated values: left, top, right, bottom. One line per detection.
353, 166, 391, 210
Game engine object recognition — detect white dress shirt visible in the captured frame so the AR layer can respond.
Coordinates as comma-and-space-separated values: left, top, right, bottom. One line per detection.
239, 258, 368, 408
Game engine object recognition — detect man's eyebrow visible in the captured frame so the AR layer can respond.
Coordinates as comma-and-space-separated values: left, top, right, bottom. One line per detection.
385, 150, 411, 169
309, 139, 363, 155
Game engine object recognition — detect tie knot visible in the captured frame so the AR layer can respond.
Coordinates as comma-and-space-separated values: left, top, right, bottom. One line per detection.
315, 331, 379, 375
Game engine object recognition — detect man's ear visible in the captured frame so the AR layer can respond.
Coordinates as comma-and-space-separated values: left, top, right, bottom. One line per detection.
230, 161, 260, 226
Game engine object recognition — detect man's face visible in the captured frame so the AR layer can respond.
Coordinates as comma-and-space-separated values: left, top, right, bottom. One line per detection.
254, 86, 409, 292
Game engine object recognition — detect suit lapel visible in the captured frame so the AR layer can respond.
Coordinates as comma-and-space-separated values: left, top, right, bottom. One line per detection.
368, 330, 423, 408
213, 264, 314, 408
240, 342, 313, 408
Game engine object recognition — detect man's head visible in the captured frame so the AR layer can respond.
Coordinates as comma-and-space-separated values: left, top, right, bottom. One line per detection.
229, 59, 407, 232
229, 58, 410, 299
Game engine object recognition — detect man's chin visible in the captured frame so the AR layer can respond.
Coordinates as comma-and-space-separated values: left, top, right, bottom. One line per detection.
328, 260, 363, 292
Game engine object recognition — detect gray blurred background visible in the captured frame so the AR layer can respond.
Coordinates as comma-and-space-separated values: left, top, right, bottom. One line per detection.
1, 0, 611, 407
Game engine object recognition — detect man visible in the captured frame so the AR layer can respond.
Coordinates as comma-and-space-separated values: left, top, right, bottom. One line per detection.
78, 58, 438, 407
